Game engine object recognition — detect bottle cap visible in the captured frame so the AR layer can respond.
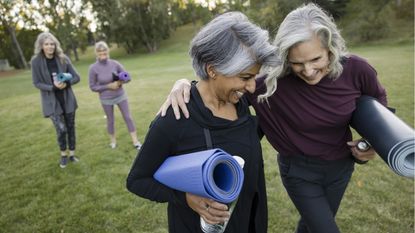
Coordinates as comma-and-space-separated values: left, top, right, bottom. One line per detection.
232, 156, 245, 168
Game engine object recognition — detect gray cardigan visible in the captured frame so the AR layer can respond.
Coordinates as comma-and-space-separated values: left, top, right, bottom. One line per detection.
31, 54, 80, 117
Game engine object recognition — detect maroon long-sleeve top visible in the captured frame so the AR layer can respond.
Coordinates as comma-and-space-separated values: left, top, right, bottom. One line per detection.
247, 55, 387, 160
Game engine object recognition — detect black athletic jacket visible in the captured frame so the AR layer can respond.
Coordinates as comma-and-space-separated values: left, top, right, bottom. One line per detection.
127, 84, 267, 233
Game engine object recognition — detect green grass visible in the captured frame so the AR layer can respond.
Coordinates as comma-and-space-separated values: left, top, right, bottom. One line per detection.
0, 24, 413, 232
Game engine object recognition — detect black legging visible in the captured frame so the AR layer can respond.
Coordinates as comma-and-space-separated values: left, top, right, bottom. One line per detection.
278, 154, 355, 233
50, 112, 76, 151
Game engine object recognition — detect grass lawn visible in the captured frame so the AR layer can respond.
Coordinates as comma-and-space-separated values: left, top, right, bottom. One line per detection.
0, 24, 413, 232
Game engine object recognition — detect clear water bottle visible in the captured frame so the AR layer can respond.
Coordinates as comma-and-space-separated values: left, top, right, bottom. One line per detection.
52, 72, 58, 82
200, 156, 245, 233
200, 199, 238, 233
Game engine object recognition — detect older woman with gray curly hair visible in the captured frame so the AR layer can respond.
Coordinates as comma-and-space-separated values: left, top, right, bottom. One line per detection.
127, 11, 279, 233
31, 32, 81, 169
159, 3, 388, 233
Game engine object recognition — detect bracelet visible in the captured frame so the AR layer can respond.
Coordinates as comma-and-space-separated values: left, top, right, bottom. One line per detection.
354, 157, 369, 165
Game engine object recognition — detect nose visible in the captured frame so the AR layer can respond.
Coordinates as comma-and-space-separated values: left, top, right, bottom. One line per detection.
303, 63, 314, 77
245, 78, 256, 94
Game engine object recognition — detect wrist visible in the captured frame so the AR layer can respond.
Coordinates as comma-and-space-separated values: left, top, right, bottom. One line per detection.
353, 156, 369, 165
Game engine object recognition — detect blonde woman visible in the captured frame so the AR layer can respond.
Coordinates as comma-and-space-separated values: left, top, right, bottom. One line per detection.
88, 41, 141, 150
31, 32, 80, 168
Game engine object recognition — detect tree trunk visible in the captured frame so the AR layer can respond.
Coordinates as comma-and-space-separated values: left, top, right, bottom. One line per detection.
4, 22, 29, 69
133, 4, 156, 53
71, 40, 79, 61
396, 0, 401, 7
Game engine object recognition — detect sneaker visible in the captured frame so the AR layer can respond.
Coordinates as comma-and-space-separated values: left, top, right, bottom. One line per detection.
109, 143, 117, 149
69, 155, 79, 163
60, 156, 68, 168
134, 142, 142, 150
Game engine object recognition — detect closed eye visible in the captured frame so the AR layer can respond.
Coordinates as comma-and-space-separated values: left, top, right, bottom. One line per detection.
239, 75, 255, 81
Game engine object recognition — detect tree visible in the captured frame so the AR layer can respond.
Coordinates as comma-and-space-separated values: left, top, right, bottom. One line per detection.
340, 0, 392, 42
0, 0, 30, 69
38, 0, 91, 61
89, 0, 180, 54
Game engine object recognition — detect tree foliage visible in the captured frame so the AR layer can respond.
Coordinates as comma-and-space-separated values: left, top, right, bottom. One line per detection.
340, 0, 393, 42
0, 0, 31, 69
37, 0, 91, 61
0, 0, 413, 70
88, 0, 182, 53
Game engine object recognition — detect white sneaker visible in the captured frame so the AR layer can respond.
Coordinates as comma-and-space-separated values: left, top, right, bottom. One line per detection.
134, 142, 142, 150
109, 143, 117, 149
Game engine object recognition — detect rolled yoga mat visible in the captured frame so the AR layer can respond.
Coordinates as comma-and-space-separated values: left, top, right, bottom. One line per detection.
351, 95, 414, 178
154, 148, 244, 203
112, 71, 131, 82
56, 72, 73, 82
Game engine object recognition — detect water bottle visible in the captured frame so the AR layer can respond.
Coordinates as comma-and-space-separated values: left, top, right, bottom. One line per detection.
52, 72, 58, 82
200, 156, 245, 233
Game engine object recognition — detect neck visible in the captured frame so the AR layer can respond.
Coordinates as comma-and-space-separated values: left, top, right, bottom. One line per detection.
44, 53, 54, 59
98, 58, 108, 64
196, 80, 237, 120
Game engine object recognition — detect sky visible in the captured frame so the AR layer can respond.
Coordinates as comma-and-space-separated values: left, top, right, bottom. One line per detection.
10, 0, 227, 32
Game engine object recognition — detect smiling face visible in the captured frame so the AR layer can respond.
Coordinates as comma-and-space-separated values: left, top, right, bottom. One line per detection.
96, 49, 109, 61
288, 35, 330, 85
213, 64, 261, 104
42, 38, 56, 58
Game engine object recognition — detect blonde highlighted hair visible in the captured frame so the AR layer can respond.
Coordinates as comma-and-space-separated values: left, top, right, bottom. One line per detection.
32, 32, 66, 64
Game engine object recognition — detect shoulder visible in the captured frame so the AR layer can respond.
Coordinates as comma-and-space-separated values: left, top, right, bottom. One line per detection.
88, 62, 98, 70
149, 109, 190, 138
344, 55, 374, 70
109, 59, 122, 66
341, 54, 377, 76
31, 55, 42, 64
62, 54, 72, 63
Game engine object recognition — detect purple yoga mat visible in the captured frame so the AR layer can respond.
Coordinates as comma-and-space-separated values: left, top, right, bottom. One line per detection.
112, 71, 131, 82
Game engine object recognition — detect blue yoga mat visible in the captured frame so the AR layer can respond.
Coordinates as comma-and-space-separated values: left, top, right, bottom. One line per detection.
351, 95, 414, 178
57, 73, 73, 82
154, 148, 244, 203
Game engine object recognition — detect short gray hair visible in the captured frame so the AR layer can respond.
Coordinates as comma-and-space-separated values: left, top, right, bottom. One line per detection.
95, 41, 109, 53
190, 11, 279, 80
259, 3, 348, 101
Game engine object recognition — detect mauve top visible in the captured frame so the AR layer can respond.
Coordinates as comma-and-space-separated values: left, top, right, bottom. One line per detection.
247, 55, 387, 160
88, 59, 125, 100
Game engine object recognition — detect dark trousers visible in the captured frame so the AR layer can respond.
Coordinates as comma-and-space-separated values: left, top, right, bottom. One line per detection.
278, 154, 354, 233
50, 112, 76, 151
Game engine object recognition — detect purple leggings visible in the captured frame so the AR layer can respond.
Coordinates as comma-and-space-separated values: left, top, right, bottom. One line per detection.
102, 99, 136, 135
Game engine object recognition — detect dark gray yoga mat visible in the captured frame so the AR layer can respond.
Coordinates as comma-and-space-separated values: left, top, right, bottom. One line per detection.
351, 95, 414, 178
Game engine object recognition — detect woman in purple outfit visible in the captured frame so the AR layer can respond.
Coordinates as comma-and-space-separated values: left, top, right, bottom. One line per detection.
88, 41, 141, 150
159, 3, 388, 233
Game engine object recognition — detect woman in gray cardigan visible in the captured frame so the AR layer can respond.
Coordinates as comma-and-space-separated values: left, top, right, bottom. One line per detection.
31, 32, 80, 168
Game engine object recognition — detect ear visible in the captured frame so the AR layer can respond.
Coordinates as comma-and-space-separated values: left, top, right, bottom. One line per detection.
206, 64, 216, 79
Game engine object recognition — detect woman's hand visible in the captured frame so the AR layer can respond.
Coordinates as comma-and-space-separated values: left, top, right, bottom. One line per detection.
185, 192, 230, 224
107, 81, 122, 90
347, 139, 376, 162
157, 79, 191, 120
53, 81, 67, 89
